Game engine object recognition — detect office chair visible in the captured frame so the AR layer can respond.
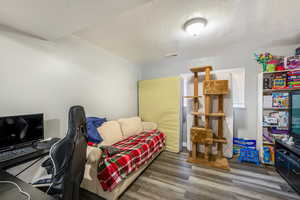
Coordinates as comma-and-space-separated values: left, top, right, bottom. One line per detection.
32, 106, 88, 200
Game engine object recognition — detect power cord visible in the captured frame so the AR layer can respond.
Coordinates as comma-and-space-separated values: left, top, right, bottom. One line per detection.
0, 181, 31, 200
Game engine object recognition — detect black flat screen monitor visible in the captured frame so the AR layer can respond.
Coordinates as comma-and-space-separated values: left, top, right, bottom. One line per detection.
0, 113, 44, 150
290, 91, 300, 145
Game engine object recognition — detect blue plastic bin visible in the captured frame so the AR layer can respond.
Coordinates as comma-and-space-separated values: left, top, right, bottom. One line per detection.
238, 148, 260, 166
233, 138, 256, 155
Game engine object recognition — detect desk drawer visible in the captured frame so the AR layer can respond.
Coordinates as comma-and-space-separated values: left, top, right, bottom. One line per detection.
288, 156, 300, 192
275, 150, 289, 176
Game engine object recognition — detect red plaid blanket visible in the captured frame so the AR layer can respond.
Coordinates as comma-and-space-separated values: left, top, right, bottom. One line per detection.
97, 130, 165, 191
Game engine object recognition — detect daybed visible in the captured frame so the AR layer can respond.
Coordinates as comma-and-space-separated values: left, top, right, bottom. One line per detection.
81, 117, 165, 200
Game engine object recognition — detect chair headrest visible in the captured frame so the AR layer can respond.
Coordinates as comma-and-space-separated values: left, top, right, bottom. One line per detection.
67, 105, 87, 138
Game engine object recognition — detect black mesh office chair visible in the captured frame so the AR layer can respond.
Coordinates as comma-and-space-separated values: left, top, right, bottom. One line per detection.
32, 106, 88, 200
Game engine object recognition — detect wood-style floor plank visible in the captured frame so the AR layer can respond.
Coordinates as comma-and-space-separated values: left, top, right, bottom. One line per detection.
81, 151, 300, 200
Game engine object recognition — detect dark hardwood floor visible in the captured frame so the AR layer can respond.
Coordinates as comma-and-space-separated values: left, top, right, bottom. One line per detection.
81, 151, 300, 200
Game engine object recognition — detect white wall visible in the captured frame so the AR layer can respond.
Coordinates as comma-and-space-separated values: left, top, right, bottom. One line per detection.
141, 43, 300, 139
0, 28, 139, 138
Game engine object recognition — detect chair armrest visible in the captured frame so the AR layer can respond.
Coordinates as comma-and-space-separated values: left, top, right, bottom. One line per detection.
41, 157, 54, 174
142, 121, 157, 131
86, 146, 102, 165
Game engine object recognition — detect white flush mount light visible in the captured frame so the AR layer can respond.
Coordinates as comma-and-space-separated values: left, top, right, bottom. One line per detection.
165, 52, 178, 58
183, 17, 207, 36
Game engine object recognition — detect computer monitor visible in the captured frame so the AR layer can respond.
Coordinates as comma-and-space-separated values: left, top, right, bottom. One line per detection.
0, 114, 44, 150
290, 91, 300, 146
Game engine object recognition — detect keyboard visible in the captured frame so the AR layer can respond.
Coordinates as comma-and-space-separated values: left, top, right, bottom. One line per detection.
0, 147, 38, 163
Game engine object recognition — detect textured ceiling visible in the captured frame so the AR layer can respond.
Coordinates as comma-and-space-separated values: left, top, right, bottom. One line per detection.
75, 0, 300, 64
0, 0, 300, 65
0, 0, 150, 40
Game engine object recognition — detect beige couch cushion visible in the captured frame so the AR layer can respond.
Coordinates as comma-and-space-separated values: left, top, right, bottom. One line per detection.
86, 146, 102, 165
118, 117, 143, 138
142, 122, 157, 131
97, 121, 123, 146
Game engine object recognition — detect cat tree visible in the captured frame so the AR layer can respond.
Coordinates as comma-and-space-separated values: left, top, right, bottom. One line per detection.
186, 66, 230, 171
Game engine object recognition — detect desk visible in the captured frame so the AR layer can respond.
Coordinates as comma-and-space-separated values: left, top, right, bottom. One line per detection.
275, 140, 300, 194
0, 146, 53, 200
0, 148, 50, 170
0, 170, 55, 200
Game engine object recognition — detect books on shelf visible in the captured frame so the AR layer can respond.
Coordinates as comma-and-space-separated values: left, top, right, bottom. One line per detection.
278, 112, 289, 127
263, 69, 300, 90
263, 128, 288, 144
272, 93, 289, 108
270, 127, 288, 134
263, 95, 272, 108
263, 93, 289, 109
263, 129, 273, 143
263, 111, 288, 128
287, 70, 300, 88
263, 146, 275, 164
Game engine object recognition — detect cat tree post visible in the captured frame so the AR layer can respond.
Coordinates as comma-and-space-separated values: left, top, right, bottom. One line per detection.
193, 72, 199, 127
192, 72, 199, 160
217, 95, 224, 158
204, 67, 212, 160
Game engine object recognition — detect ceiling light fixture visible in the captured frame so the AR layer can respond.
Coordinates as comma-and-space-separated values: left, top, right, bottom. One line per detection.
183, 17, 207, 36
165, 52, 178, 58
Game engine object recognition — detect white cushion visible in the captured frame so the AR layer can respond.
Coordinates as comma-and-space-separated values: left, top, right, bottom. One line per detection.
142, 122, 157, 131
118, 117, 143, 138
86, 146, 102, 164
97, 121, 123, 146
